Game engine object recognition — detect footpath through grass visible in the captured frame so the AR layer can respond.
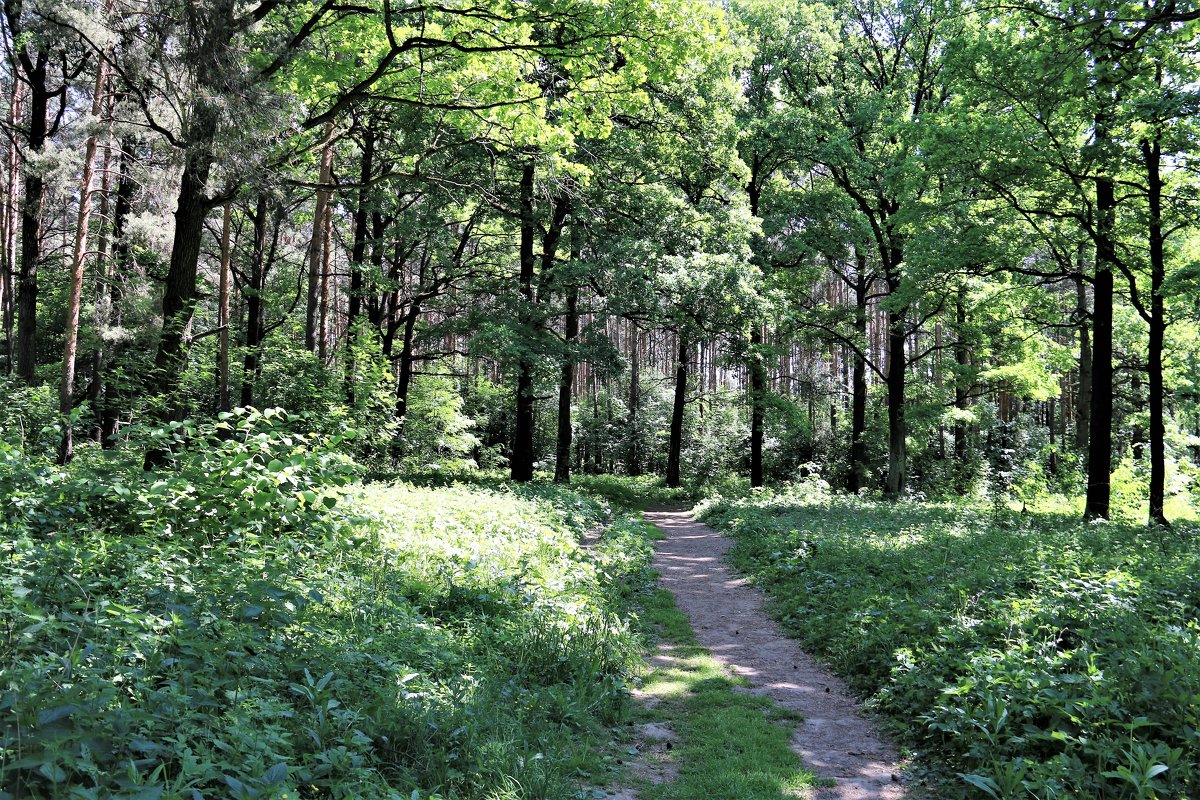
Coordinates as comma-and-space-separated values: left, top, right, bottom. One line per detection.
701, 483, 1200, 799
626, 585, 816, 800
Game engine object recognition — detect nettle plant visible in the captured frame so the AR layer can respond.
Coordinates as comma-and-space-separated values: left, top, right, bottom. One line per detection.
130, 408, 359, 541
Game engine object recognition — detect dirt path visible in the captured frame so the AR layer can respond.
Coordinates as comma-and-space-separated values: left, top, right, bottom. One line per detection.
644, 509, 907, 800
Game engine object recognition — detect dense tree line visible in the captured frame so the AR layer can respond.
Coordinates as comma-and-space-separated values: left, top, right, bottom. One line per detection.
2, 0, 1199, 523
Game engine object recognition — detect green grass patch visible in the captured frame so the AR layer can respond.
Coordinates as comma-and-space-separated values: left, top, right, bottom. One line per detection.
569, 475, 697, 511
700, 484, 1200, 799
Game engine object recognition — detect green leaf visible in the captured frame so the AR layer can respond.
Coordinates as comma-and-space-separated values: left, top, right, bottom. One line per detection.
260, 762, 287, 784
37, 705, 78, 725
37, 763, 67, 783
958, 773, 1001, 798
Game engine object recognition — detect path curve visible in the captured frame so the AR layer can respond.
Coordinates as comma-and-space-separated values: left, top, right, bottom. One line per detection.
644, 509, 907, 800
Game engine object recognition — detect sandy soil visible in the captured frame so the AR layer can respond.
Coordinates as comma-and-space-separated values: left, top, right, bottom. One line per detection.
644, 508, 908, 800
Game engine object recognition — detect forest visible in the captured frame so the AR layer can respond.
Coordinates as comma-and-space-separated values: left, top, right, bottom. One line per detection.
2, 0, 1200, 798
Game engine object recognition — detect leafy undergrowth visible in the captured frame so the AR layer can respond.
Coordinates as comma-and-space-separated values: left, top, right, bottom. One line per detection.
568, 476, 695, 512
700, 484, 1200, 799
1, 411, 656, 799
381, 468, 697, 513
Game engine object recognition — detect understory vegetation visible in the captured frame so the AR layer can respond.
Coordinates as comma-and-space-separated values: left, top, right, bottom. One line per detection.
702, 485, 1200, 799
0, 412, 661, 800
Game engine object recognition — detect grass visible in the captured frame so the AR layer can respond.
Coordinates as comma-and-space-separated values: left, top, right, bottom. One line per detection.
700, 482, 1200, 799
570, 475, 697, 511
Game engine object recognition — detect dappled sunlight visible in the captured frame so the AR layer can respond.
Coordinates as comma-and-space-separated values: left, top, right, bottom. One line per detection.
645, 510, 906, 799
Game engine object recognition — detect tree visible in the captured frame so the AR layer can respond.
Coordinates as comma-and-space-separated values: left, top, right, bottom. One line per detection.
944, 0, 1200, 520
2, 1, 86, 382
58, 6, 113, 463
763, 0, 955, 498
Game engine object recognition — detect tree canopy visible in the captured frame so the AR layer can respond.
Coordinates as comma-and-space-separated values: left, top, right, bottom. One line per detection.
2, 0, 1199, 522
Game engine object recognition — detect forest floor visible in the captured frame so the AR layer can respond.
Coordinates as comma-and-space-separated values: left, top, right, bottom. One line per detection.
621, 508, 909, 800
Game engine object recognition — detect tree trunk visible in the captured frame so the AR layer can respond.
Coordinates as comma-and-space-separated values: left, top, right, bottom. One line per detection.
216, 201, 232, 411
592, 386, 602, 474
627, 329, 642, 476
240, 196, 269, 408
389, 300, 421, 462
148, 0, 236, 428
15, 60, 49, 384
884, 296, 907, 499
345, 125, 374, 403
749, 326, 766, 487
1131, 372, 1145, 461
510, 162, 538, 483
1084, 174, 1116, 520
149, 127, 220, 419
1074, 268, 1092, 452
666, 334, 689, 488
86, 139, 114, 442
746, 178, 767, 488
954, 295, 971, 480
305, 128, 334, 352
366, 211, 387, 328
1, 81, 20, 372
554, 286, 579, 484
57, 51, 110, 464
318, 193, 333, 366
1142, 136, 1169, 527
847, 254, 869, 493
99, 140, 134, 447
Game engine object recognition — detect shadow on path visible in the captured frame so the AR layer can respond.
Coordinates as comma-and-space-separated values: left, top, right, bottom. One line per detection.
644, 509, 908, 800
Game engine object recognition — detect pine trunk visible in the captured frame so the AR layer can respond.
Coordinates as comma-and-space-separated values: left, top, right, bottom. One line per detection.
57, 52, 110, 463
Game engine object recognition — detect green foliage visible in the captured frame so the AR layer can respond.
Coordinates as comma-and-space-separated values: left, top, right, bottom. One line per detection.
701, 491, 1200, 798
762, 395, 818, 482
682, 390, 748, 490
0, 422, 655, 799
398, 374, 480, 470
0, 377, 58, 452
253, 331, 342, 416
461, 376, 513, 471
570, 474, 695, 510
